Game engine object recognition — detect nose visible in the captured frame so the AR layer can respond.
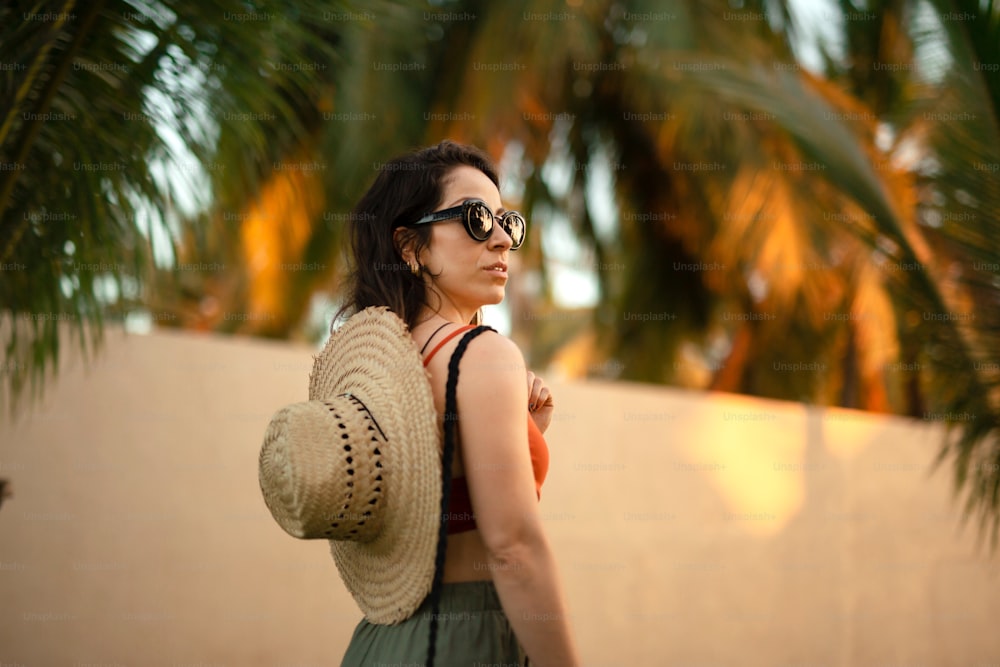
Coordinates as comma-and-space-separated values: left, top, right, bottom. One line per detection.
487, 217, 514, 251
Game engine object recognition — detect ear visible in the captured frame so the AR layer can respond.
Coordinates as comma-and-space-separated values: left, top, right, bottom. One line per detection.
392, 227, 420, 266
393, 227, 420, 266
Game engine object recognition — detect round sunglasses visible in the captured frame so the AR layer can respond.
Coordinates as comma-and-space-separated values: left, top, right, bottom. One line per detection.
405, 199, 526, 250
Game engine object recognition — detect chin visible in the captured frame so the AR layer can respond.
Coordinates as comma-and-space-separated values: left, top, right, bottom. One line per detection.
485, 287, 506, 305
463, 290, 505, 311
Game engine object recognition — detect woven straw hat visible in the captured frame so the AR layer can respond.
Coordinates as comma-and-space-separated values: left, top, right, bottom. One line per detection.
258, 306, 441, 624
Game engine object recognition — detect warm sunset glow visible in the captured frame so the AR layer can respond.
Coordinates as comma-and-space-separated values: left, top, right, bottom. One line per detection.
241, 159, 325, 332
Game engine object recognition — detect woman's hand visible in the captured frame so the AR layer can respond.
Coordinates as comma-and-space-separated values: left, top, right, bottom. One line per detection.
526, 370, 554, 434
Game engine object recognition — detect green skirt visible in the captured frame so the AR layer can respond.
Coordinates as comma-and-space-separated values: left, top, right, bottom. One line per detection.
340, 580, 529, 667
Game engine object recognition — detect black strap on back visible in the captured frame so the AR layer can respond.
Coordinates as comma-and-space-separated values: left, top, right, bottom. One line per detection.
426, 324, 495, 667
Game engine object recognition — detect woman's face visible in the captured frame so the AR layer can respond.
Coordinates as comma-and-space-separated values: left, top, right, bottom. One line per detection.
416, 165, 515, 317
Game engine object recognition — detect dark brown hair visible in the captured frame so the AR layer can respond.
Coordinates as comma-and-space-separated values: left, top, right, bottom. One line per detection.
336, 140, 500, 331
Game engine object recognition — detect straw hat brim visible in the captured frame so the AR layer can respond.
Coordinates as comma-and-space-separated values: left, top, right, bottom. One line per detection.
309, 307, 441, 625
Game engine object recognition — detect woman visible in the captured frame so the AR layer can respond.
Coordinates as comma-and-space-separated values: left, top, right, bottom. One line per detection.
337, 141, 580, 667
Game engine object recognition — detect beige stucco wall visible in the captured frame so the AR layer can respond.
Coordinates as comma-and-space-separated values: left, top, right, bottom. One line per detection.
1, 325, 998, 666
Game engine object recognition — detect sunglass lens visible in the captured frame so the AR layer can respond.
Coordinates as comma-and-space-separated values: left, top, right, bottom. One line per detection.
503, 213, 526, 249
466, 202, 493, 241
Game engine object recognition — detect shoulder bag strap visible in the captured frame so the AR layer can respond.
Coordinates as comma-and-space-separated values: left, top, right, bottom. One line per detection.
426, 324, 495, 667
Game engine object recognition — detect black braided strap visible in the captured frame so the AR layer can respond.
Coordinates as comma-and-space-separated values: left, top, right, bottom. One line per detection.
426, 325, 496, 667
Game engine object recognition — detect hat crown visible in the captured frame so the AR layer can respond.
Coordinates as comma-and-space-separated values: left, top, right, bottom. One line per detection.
258, 395, 389, 541
320, 395, 388, 541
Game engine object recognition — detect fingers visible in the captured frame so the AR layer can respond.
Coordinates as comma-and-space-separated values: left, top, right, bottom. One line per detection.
526, 371, 540, 411
526, 371, 554, 412
531, 389, 552, 412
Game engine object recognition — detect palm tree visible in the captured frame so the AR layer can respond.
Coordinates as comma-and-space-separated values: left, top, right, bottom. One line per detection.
0, 0, 347, 412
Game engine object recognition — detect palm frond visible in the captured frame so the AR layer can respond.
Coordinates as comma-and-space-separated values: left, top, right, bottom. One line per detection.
0, 0, 348, 420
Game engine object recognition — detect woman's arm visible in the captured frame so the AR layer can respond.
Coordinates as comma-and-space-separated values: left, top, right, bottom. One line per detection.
457, 334, 580, 667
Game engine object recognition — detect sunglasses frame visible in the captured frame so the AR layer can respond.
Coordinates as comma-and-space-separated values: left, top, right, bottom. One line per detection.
406, 198, 526, 250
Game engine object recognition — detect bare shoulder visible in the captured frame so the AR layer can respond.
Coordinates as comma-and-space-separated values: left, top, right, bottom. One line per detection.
457, 330, 526, 384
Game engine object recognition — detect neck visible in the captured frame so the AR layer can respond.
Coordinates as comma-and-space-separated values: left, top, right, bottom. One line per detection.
417, 286, 479, 326
416, 305, 476, 327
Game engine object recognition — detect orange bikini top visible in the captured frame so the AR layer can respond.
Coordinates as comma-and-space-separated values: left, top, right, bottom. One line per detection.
422, 325, 550, 535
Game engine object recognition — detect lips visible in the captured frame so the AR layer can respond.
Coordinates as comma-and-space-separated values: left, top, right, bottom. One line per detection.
484, 261, 508, 273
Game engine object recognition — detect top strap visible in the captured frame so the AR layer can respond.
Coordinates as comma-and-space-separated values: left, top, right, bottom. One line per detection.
421, 325, 476, 367
419, 322, 454, 355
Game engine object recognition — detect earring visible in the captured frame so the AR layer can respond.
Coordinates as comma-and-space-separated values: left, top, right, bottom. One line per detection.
410, 263, 421, 275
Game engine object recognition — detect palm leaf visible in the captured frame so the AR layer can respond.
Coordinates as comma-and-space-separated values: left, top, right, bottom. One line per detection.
0, 0, 348, 420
